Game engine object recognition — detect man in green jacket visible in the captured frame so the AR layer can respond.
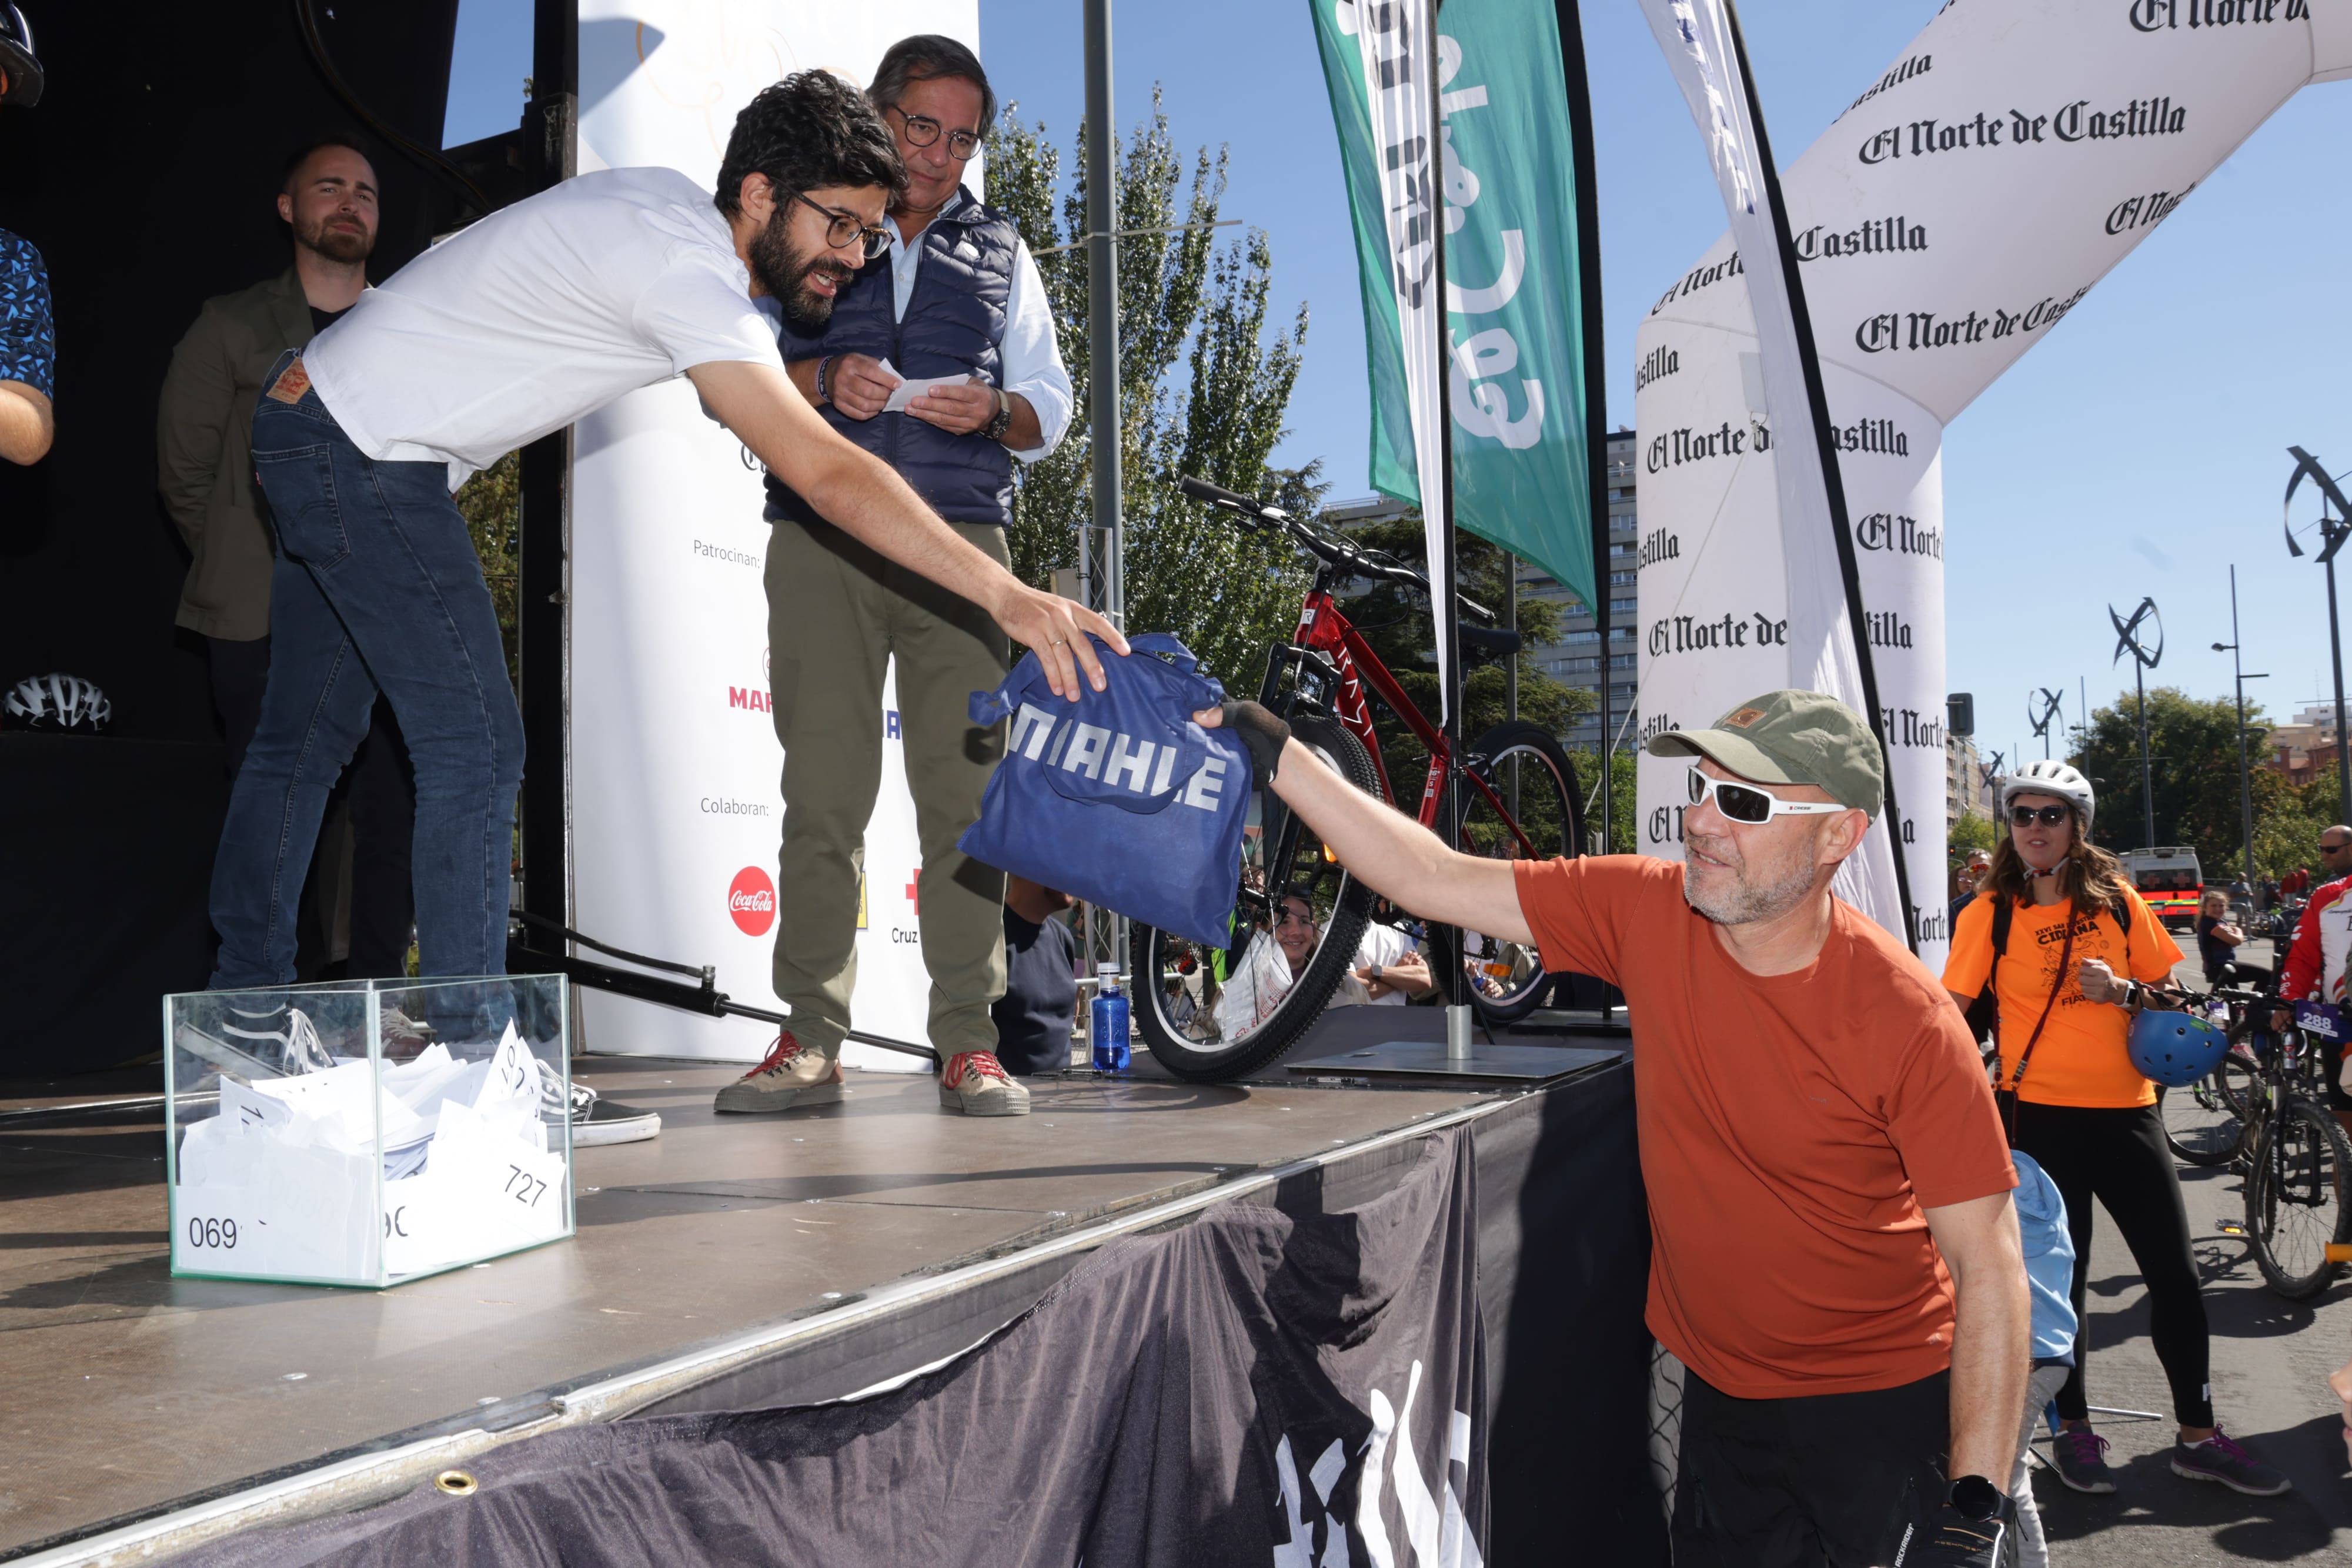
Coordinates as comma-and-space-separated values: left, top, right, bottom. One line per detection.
158, 135, 416, 980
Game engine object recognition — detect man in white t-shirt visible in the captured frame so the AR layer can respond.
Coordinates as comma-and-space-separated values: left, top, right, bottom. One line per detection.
215, 71, 1120, 1012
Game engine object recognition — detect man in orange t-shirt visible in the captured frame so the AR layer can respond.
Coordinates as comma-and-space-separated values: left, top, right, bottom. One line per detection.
1201, 688, 2027, 1568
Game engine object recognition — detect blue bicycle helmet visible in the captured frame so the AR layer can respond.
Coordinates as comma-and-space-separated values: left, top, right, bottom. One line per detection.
2127, 1008, 2227, 1087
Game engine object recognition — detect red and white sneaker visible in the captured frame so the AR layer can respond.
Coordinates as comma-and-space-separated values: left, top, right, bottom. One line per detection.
713, 1032, 843, 1114
939, 1051, 1030, 1116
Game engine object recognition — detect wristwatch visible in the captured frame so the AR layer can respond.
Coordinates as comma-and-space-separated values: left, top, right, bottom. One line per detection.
1371, 962, 1385, 985
1946, 1475, 2004, 1521
981, 389, 1014, 442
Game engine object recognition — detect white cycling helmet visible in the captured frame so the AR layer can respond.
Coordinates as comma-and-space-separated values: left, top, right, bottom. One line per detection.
2000, 758, 2094, 833
4, 671, 111, 733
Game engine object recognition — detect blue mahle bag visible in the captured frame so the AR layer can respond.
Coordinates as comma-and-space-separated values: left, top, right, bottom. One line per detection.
959, 633, 1248, 950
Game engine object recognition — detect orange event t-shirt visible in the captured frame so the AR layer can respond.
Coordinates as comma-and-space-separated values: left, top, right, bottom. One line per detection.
1940, 888, 2183, 1109
1513, 855, 2016, 1400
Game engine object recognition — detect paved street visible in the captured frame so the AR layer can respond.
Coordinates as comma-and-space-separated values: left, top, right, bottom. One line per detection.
2030, 938, 2351, 1563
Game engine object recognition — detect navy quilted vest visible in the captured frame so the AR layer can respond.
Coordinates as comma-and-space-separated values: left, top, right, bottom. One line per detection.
766, 187, 1017, 528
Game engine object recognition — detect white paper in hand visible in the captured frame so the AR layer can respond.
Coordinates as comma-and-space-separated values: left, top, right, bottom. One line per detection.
873, 356, 981, 414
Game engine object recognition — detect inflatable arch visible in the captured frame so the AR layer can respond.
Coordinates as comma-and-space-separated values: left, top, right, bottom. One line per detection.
1633, 1, 2352, 969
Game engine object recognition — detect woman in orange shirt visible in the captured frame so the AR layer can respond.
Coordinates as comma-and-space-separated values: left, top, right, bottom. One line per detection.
1943, 760, 2288, 1501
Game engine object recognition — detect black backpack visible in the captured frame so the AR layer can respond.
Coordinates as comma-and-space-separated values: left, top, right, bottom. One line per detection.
1966, 895, 2131, 1046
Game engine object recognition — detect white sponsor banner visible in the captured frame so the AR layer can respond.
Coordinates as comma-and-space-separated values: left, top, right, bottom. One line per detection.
1636, 1, 2352, 971
571, 1, 977, 1068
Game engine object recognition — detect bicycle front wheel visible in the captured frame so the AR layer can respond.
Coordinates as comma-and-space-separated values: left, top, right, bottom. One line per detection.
2243, 1096, 2352, 1300
1432, 721, 1583, 1026
1133, 713, 1378, 1082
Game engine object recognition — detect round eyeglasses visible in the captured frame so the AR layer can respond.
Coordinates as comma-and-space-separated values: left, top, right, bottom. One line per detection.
790, 191, 890, 261
888, 105, 981, 161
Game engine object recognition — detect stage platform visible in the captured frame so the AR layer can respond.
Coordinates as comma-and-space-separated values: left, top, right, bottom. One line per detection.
0, 1008, 1629, 1563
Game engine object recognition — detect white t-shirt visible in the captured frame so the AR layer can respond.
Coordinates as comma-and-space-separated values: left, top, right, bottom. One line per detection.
303, 168, 783, 489
1354, 924, 1420, 1007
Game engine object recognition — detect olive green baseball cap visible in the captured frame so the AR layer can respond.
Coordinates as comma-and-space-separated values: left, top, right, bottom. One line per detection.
1642, 688, 1885, 818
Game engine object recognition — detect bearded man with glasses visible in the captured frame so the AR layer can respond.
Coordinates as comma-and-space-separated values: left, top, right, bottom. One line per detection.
216, 71, 1117, 1054
721, 35, 1075, 1121
1198, 688, 2030, 1568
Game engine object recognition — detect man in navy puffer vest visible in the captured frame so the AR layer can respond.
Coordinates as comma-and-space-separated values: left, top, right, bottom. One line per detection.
717, 35, 1074, 1121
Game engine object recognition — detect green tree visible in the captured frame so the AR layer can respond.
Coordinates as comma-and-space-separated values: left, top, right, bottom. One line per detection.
455, 451, 520, 690
986, 95, 1319, 688
1335, 510, 1592, 752
2076, 686, 2294, 873
1949, 811, 1997, 858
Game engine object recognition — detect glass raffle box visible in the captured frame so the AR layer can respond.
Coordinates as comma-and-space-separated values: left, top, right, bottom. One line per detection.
163, 975, 574, 1288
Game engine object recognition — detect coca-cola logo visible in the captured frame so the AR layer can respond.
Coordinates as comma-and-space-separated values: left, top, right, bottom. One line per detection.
728, 866, 777, 937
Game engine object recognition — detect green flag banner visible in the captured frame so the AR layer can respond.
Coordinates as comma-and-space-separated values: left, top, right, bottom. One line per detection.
1310, 0, 1598, 611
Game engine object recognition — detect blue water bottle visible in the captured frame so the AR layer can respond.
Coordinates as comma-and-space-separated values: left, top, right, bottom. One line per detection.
1091, 962, 1131, 1074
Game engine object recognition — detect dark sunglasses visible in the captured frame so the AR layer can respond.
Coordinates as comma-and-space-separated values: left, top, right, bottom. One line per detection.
1686, 769, 1847, 824
2323, 840, 2352, 853
789, 191, 890, 260
2009, 804, 2070, 827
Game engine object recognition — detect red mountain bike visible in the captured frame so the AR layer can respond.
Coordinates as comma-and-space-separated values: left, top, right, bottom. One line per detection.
1132, 477, 1586, 1081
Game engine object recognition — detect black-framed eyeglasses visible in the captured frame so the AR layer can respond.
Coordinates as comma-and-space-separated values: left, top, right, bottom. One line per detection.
887, 105, 982, 161
2009, 804, 2071, 828
790, 191, 890, 260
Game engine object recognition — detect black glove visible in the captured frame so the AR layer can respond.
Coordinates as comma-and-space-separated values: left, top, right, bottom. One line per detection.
1217, 700, 1291, 782
1899, 1500, 2007, 1568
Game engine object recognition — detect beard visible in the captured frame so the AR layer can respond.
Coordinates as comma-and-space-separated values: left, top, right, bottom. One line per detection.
296, 212, 373, 265
1681, 828, 1823, 927
750, 209, 856, 333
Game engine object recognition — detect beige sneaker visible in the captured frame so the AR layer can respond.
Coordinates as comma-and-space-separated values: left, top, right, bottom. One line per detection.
713, 1032, 843, 1114
938, 1051, 1030, 1116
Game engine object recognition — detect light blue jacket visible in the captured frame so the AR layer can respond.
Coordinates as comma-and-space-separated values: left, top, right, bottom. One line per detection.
2012, 1151, 2078, 1364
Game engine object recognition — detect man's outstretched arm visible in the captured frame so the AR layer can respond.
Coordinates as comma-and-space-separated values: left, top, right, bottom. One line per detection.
688, 358, 1125, 698
1198, 703, 1532, 946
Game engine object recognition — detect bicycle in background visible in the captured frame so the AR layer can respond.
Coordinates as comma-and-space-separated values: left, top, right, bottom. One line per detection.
1131, 477, 1586, 1081
2159, 984, 2352, 1299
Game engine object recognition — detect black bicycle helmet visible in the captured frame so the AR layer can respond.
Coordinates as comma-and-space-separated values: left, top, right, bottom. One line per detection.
4, 672, 110, 731
0, 5, 40, 108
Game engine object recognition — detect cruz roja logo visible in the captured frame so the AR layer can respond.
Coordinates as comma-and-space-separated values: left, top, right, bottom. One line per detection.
1857, 96, 2186, 165
1856, 511, 1943, 559
2131, 0, 2306, 29
1649, 611, 1789, 657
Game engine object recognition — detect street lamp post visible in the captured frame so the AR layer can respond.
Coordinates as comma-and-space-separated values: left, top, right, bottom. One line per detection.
2213, 564, 2269, 898
2285, 447, 2352, 818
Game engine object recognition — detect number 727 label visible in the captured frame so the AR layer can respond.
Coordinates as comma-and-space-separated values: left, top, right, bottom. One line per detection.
503, 1164, 550, 1208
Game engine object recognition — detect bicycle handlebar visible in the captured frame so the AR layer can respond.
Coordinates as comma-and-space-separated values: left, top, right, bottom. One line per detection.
1174, 473, 1494, 623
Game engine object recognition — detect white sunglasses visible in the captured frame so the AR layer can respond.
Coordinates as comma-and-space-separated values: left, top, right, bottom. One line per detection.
1687, 768, 1850, 824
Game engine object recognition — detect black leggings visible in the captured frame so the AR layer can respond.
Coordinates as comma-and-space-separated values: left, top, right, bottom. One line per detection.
2011, 1101, 2212, 1428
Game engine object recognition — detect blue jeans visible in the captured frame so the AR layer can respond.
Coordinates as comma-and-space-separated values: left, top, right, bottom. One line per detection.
211, 352, 523, 989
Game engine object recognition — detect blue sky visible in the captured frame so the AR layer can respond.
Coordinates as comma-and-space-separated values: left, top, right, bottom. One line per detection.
445, 1, 2352, 772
